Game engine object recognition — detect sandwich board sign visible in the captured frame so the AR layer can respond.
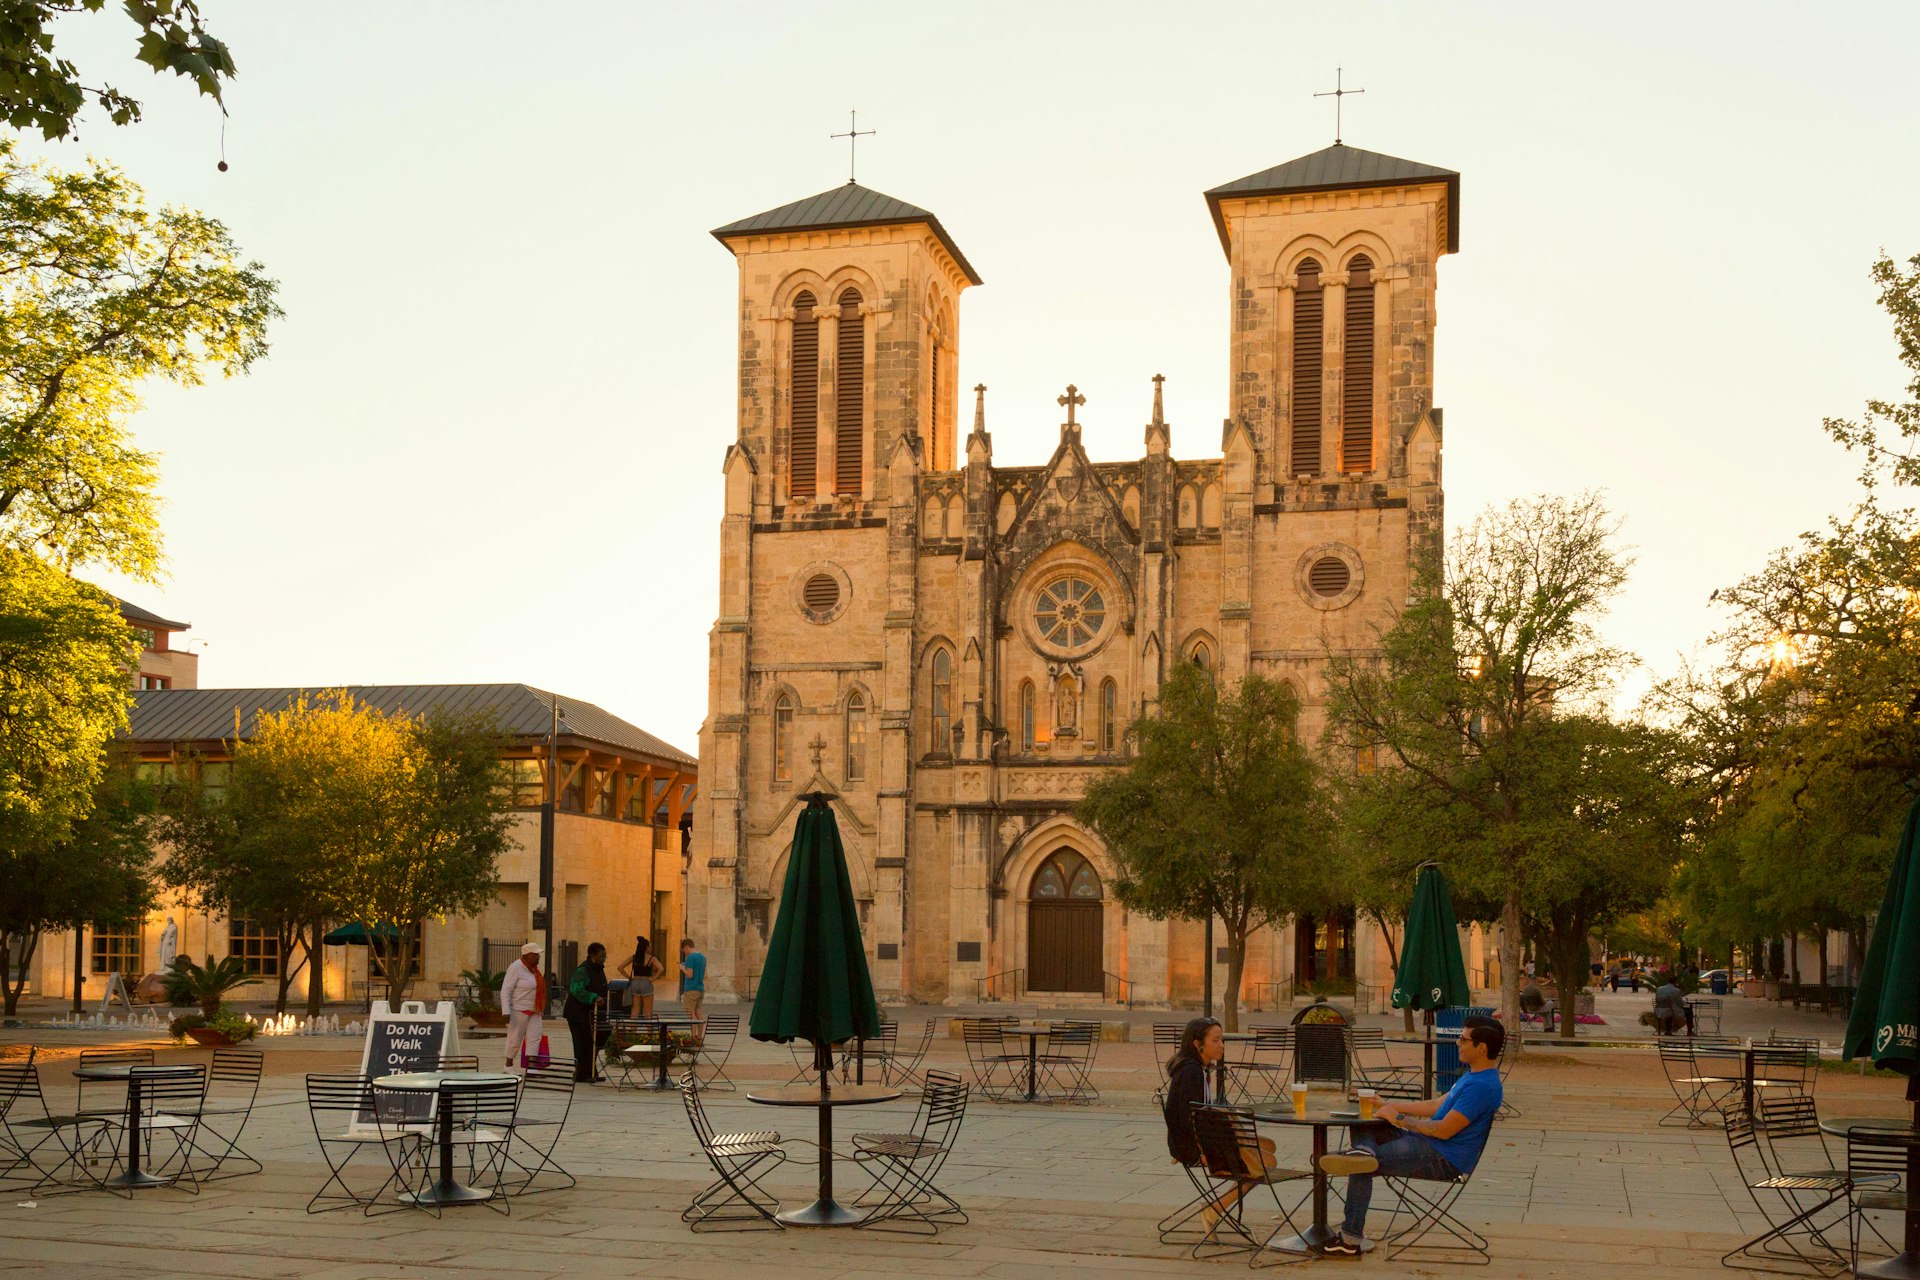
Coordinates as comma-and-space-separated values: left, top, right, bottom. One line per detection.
353, 999, 461, 1130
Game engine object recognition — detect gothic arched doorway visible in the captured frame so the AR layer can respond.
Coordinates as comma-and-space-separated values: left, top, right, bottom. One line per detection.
1028, 848, 1103, 992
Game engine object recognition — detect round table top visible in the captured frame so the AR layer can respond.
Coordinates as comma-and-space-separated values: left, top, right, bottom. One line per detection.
1384, 1033, 1458, 1044
747, 1084, 901, 1108
1220, 1031, 1256, 1042
1820, 1115, 1919, 1137
1254, 1107, 1379, 1127
373, 1070, 517, 1091
71, 1063, 197, 1081
1004, 1023, 1053, 1035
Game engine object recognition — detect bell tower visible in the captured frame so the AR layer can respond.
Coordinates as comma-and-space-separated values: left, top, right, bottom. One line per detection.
1204, 144, 1458, 500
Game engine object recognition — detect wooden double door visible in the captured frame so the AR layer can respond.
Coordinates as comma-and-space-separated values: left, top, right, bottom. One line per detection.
1029, 901, 1102, 993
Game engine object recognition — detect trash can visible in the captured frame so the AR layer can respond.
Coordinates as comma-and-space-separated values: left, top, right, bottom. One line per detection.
1710, 972, 1729, 996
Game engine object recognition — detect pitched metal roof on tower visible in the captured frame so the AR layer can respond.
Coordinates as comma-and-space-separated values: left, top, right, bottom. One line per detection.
712, 182, 982, 285
1204, 143, 1460, 255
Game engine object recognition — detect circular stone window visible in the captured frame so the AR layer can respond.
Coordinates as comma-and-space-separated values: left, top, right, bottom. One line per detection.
1032, 575, 1108, 651
1295, 544, 1364, 611
792, 561, 851, 624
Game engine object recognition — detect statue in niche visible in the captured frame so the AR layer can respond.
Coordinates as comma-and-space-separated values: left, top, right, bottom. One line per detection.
1055, 675, 1078, 735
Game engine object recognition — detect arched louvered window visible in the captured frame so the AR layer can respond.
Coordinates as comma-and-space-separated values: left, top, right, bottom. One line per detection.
1100, 678, 1118, 753
790, 291, 818, 499
835, 287, 865, 493
1019, 680, 1036, 752
1290, 260, 1324, 476
929, 648, 953, 752
1342, 254, 1375, 472
929, 336, 943, 472
773, 694, 795, 782
845, 691, 868, 782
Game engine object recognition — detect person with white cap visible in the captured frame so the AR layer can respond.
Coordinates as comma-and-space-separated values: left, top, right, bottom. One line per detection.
500, 942, 547, 1070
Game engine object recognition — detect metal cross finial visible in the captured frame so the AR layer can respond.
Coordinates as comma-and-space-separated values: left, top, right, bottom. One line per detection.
1313, 67, 1366, 145
830, 109, 876, 186
807, 734, 828, 771
1057, 384, 1086, 428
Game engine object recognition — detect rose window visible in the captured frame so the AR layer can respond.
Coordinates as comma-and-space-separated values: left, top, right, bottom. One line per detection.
1032, 576, 1107, 649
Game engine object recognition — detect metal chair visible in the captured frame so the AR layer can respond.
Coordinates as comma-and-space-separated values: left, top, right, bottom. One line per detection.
1720, 1104, 1851, 1274
1753, 1042, 1819, 1101
838, 1019, 898, 1084
688, 1013, 741, 1091
502, 1061, 575, 1195
679, 1072, 786, 1231
1152, 1023, 1186, 1086
1234, 1026, 1293, 1106
75, 1048, 154, 1117
303, 1073, 416, 1215
1844, 1126, 1917, 1274
1154, 1087, 1219, 1247
887, 1019, 939, 1088
1038, 1020, 1101, 1104
111, 1064, 209, 1196
1378, 1163, 1492, 1266
958, 1019, 1020, 1101
380, 1076, 518, 1218
1349, 1027, 1421, 1100
1, 1055, 114, 1194
1186, 1104, 1310, 1262
1658, 1036, 1741, 1128
185, 1047, 263, 1182
434, 1054, 480, 1072
852, 1069, 970, 1234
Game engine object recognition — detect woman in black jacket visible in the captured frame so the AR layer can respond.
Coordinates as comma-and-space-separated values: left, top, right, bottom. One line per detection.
1162, 1016, 1276, 1220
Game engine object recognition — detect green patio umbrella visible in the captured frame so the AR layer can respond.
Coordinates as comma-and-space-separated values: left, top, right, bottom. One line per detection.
1392, 862, 1473, 1014
1840, 795, 1920, 1279
749, 794, 883, 1054
321, 921, 402, 946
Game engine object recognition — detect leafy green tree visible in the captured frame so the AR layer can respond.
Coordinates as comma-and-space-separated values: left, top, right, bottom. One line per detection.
0, 1, 235, 140
0, 756, 154, 1015
0, 141, 280, 577
1323, 493, 1635, 1037
240, 693, 513, 1005
1077, 663, 1333, 1031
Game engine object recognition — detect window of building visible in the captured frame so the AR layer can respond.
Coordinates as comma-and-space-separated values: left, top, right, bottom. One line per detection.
773, 694, 794, 782
1032, 575, 1108, 652
497, 757, 544, 808
199, 760, 230, 800
133, 760, 179, 788
929, 648, 952, 753
624, 773, 654, 822
1290, 258, 1324, 476
559, 762, 584, 813
835, 287, 865, 493
1019, 680, 1036, 752
229, 917, 280, 977
1341, 254, 1375, 472
90, 924, 140, 977
1191, 642, 1212, 672
139, 675, 171, 690
132, 627, 157, 650
790, 290, 818, 499
1100, 679, 1118, 753
845, 692, 868, 782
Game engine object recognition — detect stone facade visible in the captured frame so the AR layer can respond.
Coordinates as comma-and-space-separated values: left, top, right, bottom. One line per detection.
694, 150, 1457, 1007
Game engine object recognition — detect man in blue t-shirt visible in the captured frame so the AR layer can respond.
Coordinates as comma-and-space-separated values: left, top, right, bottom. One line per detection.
678, 938, 707, 1025
1317, 1016, 1505, 1257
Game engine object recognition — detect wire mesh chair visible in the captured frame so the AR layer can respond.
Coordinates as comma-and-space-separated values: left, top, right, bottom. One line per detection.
1844, 1126, 1916, 1274
1235, 1026, 1294, 1106
185, 1047, 263, 1182
380, 1076, 518, 1219
75, 1049, 154, 1118
303, 1073, 416, 1215
1753, 1042, 1819, 1102
109, 1064, 209, 1196
3, 1056, 114, 1195
1186, 1104, 1310, 1261
688, 1013, 741, 1092
1658, 1036, 1741, 1128
1154, 1087, 1218, 1247
838, 1020, 898, 1084
1152, 1023, 1186, 1086
887, 1020, 939, 1088
959, 1019, 1020, 1101
1349, 1027, 1421, 1100
852, 1069, 971, 1234
680, 1072, 786, 1231
1378, 1161, 1492, 1266
1720, 1104, 1851, 1274
503, 1061, 575, 1195
1038, 1021, 1101, 1104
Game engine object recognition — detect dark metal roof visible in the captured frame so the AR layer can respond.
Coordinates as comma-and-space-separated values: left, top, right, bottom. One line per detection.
1204, 143, 1460, 256
125, 684, 696, 768
113, 596, 190, 632
712, 182, 983, 285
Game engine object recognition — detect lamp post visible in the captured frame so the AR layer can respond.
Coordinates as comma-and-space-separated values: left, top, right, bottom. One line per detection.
540, 694, 563, 1006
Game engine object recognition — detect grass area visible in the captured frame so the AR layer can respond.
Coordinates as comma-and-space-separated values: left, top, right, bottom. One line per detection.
1815, 1055, 1906, 1076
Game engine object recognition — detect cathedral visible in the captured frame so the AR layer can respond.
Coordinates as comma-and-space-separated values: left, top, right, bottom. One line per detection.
690, 142, 1460, 1007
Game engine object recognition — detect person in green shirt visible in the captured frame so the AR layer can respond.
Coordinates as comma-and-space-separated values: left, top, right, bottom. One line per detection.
562, 942, 610, 1083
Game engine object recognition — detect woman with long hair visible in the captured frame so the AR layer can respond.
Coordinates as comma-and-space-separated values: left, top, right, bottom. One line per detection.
1161, 1016, 1276, 1223
618, 934, 663, 1018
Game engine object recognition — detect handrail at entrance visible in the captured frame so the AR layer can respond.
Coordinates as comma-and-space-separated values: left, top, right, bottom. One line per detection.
976, 968, 1026, 1002
1103, 970, 1134, 1008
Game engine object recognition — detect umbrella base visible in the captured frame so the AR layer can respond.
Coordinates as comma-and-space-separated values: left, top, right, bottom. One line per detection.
777, 1197, 866, 1227
1858, 1253, 1920, 1280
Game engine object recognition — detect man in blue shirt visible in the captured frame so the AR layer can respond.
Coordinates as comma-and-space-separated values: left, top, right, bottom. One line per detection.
678, 938, 707, 1025
1317, 1016, 1505, 1257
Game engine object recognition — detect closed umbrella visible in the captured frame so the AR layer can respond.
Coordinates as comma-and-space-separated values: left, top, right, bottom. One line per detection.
747, 794, 885, 1225
1841, 796, 1920, 1279
1391, 862, 1473, 1097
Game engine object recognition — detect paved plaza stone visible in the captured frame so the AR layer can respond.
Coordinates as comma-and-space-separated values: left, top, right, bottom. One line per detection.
1, 991, 1909, 1279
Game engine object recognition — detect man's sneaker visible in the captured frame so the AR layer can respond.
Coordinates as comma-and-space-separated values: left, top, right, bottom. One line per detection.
1319, 1236, 1363, 1258
1319, 1150, 1379, 1176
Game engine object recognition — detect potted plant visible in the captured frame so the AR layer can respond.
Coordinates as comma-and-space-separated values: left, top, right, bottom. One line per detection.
459, 966, 508, 1027
169, 1008, 259, 1047
162, 954, 257, 1019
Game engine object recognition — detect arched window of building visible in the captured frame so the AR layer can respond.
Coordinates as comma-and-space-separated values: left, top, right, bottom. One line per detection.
1290, 259, 1324, 476
845, 690, 868, 782
835, 287, 865, 494
1342, 254, 1375, 472
1100, 678, 1118, 753
790, 291, 818, 499
773, 693, 795, 782
929, 648, 953, 752
1191, 642, 1212, 672
1019, 680, 1036, 752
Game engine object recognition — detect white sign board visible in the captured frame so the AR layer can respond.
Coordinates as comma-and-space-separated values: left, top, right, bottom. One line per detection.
353, 999, 461, 1131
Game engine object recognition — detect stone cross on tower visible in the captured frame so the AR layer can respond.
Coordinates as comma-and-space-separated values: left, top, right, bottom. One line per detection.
1314, 67, 1366, 145
1058, 384, 1085, 430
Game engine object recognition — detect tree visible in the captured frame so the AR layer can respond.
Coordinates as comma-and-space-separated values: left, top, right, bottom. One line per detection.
0, 1, 235, 140
0, 141, 280, 577
240, 693, 513, 1005
1323, 492, 1635, 1040
1077, 663, 1333, 1031
0, 756, 154, 1015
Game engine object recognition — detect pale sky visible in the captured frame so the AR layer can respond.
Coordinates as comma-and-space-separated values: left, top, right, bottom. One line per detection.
36, 2, 1920, 752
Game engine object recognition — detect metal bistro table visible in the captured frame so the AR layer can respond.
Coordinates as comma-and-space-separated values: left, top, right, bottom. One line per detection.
1254, 1104, 1380, 1254
1004, 1022, 1054, 1102
748, 1082, 900, 1225
373, 1070, 518, 1206
69, 1063, 198, 1190
1821, 1117, 1920, 1280
622, 1017, 690, 1091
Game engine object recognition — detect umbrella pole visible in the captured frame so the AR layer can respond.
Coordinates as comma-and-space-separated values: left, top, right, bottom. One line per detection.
817, 1038, 836, 1217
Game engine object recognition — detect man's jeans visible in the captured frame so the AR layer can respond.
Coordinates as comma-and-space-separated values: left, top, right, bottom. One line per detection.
1340, 1123, 1461, 1239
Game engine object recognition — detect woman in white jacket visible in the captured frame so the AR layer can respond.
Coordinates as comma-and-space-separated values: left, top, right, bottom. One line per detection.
500, 943, 547, 1069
